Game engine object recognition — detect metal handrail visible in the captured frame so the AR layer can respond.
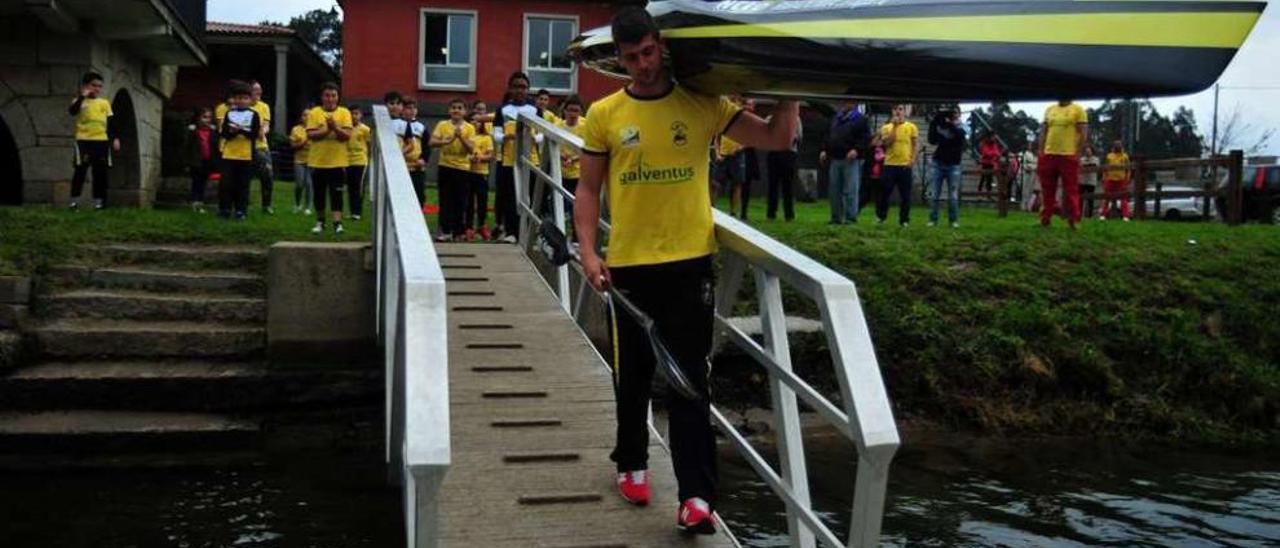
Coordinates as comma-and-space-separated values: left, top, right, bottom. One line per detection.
370, 105, 450, 548
514, 111, 899, 548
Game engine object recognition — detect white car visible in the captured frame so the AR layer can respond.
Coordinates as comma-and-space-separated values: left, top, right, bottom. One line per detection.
1144, 184, 1217, 220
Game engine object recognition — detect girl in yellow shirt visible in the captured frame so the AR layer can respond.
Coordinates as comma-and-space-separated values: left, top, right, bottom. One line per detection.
466, 101, 495, 241
346, 104, 371, 220
289, 108, 312, 214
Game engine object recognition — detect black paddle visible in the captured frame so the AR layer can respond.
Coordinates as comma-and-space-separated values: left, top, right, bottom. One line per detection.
537, 216, 705, 401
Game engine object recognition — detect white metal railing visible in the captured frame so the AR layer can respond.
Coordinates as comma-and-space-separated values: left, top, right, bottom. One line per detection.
514, 111, 900, 548
370, 105, 450, 548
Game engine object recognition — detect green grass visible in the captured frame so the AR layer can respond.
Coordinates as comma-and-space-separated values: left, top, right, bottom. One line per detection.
716, 195, 1280, 445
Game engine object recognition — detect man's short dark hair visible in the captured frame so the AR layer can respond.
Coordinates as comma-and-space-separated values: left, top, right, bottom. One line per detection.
449, 97, 467, 108
228, 80, 252, 97
319, 81, 340, 94
81, 71, 104, 85
536, 89, 551, 98
403, 98, 417, 108
348, 104, 363, 112
562, 94, 585, 110
383, 90, 403, 104
507, 71, 530, 88
612, 6, 659, 46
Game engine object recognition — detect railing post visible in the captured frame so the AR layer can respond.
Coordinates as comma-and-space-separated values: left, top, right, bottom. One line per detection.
515, 119, 531, 246
1228, 149, 1244, 225
548, 137, 571, 313
996, 167, 1009, 217
1134, 156, 1148, 220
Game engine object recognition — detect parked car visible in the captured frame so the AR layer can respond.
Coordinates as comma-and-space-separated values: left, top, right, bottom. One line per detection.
1213, 165, 1280, 223
1145, 184, 1217, 220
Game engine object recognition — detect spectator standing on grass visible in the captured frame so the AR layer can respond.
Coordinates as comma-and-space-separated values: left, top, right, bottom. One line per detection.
978, 133, 1001, 193
1079, 145, 1101, 219
739, 98, 761, 221
68, 71, 120, 210
1004, 150, 1021, 202
556, 94, 588, 221
766, 110, 802, 221
289, 108, 313, 215
820, 100, 871, 224
714, 103, 746, 218
305, 82, 353, 235
218, 80, 260, 220
429, 98, 476, 242
1036, 99, 1088, 229
400, 99, 427, 206
249, 81, 275, 215
927, 109, 965, 228
877, 104, 919, 227
466, 104, 495, 242
1100, 140, 1132, 221
346, 105, 371, 220
493, 72, 543, 243
184, 107, 219, 214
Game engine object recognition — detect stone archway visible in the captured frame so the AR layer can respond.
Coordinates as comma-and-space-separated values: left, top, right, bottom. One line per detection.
0, 114, 20, 205
109, 89, 141, 205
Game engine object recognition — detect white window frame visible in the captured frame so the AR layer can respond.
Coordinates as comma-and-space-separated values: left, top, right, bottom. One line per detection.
419, 8, 478, 91
522, 13, 578, 95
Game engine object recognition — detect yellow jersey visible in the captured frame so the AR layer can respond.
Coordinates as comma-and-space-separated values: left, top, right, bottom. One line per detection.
1105, 151, 1130, 181
305, 106, 354, 169
348, 123, 370, 166
432, 120, 476, 171
290, 124, 309, 165
717, 134, 742, 158
220, 107, 259, 162
471, 133, 494, 176
879, 121, 919, 167
250, 101, 271, 150
557, 117, 587, 180
500, 119, 541, 167
1043, 103, 1088, 156
74, 97, 112, 141
580, 84, 741, 268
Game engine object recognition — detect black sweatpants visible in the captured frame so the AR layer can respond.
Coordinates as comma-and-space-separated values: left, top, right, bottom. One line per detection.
190, 160, 215, 203
219, 159, 252, 217
438, 166, 471, 237
609, 255, 717, 505
346, 165, 366, 217
409, 169, 426, 206
467, 171, 489, 230
766, 151, 796, 220
495, 165, 517, 235
877, 165, 913, 225
740, 148, 759, 219
253, 148, 274, 209
71, 140, 110, 204
311, 167, 346, 220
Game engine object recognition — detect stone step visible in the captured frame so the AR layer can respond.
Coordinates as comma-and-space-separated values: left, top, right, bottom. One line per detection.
80, 243, 267, 273
31, 319, 265, 359
0, 361, 382, 412
46, 265, 264, 297
38, 289, 266, 323
0, 410, 259, 453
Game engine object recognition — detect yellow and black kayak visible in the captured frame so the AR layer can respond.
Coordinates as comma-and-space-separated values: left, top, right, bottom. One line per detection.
569, 0, 1267, 101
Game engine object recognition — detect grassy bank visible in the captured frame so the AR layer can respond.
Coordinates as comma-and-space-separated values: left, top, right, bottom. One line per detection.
719, 196, 1279, 445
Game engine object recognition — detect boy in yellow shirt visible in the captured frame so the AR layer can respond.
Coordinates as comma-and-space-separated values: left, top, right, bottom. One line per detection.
218, 80, 262, 220
400, 98, 426, 205
346, 104, 371, 220
305, 82, 354, 234
289, 108, 312, 214
466, 101, 495, 241
1100, 140, 1132, 221
429, 98, 476, 241
876, 104, 919, 226
67, 72, 120, 210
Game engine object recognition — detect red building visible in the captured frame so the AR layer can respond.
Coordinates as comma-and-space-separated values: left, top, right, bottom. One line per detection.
339, 0, 639, 109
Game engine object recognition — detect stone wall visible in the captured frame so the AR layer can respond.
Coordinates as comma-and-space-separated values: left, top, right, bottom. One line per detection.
266, 242, 377, 364
0, 14, 169, 207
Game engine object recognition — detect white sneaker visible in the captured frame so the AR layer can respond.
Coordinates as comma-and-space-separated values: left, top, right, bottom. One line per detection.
68, 200, 79, 210
951, 222, 960, 229
334, 222, 345, 234
311, 222, 324, 234
93, 199, 104, 210
352, 214, 362, 221
502, 235, 517, 244
927, 221, 937, 227
304, 208, 313, 215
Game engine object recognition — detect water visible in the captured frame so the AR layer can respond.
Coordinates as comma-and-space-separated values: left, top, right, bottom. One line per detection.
716, 430, 1280, 547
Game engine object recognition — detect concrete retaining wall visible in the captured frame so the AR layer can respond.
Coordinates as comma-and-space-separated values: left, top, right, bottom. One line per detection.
267, 242, 376, 364
0, 276, 32, 369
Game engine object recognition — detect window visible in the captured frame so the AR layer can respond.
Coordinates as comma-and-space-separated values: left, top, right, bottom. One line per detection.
524, 15, 577, 94
420, 9, 476, 90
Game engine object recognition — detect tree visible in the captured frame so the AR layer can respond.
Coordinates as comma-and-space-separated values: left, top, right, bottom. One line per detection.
967, 102, 1040, 154
1215, 104, 1276, 156
1089, 100, 1206, 159
262, 7, 342, 71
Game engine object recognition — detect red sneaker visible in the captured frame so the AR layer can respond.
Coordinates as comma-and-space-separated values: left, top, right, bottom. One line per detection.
480, 226, 491, 241
677, 497, 716, 535
464, 228, 476, 242
616, 470, 651, 506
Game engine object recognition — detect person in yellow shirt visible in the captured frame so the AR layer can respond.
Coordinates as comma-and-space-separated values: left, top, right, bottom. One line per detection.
67, 72, 120, 210
715, 123, 746, 216
556, 94, 587, 220
400, 98, 426, 205
218, 80, 262, 220
466, 101, 495, 241
429, 98, 477, 241
289, 108, 312, 214
876, 104, 919, 226
1100, 140, 1132, 221
493, 73, 544, 243
305, 82, 354, 234
346, 104, 371, 220
574, 8, 799, 532
1036, 99, 1089, 229
249, 81, 275, 214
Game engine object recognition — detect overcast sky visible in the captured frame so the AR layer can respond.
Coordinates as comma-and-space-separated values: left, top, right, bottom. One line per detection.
207, 0, 1278, 154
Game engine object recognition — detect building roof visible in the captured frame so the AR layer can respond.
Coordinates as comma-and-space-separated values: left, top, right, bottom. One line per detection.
207, 21, 295, 36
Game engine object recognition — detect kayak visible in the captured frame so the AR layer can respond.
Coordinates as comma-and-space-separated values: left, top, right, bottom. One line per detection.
569, 0, 1267, 101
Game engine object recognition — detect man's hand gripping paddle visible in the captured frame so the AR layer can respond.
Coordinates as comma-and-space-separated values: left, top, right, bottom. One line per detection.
537, 217, 705, 401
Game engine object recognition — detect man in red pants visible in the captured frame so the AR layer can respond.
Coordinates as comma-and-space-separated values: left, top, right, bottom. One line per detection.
1036, 99, 1089, 229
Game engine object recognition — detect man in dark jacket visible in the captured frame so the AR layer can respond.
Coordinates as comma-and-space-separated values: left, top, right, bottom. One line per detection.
820, 101, 871, 224
927, 110, 966, 227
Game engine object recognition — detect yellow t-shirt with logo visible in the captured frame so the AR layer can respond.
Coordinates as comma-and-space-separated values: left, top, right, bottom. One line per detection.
290, 124, 309, 165
402, 131, 423, 172
1105, 151, 1130, 181
220, 107, 258, 162
1043, 103, 1088, 156
347, 123, 370, 166
557, 117, 587, 179
305, 106, 354, 169
500, 119, 541, 167
75, 97, 112, 141
251, 101, 271, 150
879, 121, 919, 167
581, 84, 741, 268
432, 120, 476, 171
717, 134, 742, 158
471, 133, 494, 176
